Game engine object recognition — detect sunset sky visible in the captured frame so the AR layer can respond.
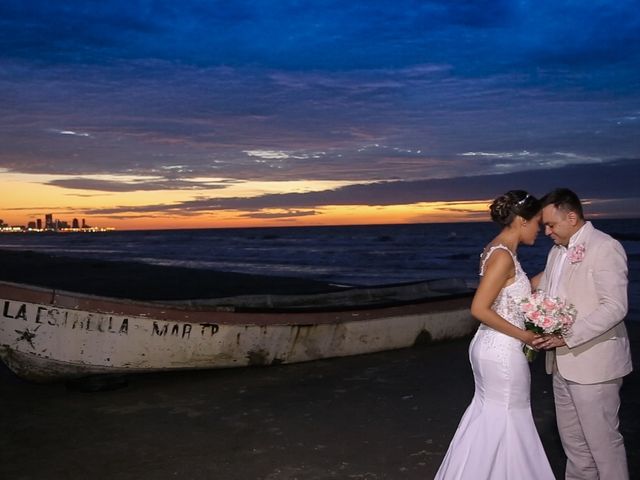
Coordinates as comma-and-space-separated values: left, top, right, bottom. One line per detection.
1, 1, 639, 230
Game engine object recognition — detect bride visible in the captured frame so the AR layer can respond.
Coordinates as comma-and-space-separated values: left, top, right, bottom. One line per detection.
434, 190, 555, 479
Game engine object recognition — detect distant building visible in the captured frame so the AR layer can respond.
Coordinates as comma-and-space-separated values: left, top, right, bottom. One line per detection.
28, 221, 37, 229
45, 213, 54, 230
36, 219, 42, 230
72, 218, 79, 229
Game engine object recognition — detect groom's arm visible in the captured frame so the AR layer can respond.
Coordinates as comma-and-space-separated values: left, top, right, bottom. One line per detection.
530, 272, 543, 290
564, 238, 628, 348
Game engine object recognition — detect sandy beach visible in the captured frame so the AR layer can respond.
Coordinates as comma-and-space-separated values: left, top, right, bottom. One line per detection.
1, 252, 638, 479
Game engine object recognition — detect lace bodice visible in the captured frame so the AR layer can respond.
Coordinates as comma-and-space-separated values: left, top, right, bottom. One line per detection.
479, 244, 531, 329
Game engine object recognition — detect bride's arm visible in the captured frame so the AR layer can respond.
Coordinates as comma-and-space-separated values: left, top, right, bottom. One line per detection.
471, 250, 537, 347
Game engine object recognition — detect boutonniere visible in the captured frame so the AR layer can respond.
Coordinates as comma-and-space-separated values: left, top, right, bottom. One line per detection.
569, 243, 586, 264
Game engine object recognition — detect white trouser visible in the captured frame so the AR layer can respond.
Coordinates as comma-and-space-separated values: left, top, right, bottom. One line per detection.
553, 372, 628, 480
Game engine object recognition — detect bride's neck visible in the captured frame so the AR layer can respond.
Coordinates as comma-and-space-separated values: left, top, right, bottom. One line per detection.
493, 229, 519, 254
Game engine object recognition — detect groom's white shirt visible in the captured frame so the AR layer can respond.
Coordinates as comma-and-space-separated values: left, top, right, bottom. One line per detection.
538, 221, 633, 384
546, 223, 587, 297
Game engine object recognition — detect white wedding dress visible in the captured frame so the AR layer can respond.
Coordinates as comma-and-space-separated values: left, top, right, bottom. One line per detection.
434, 245, 555, 480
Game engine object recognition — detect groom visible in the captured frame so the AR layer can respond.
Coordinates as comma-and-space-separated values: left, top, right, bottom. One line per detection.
533, 188, 633, 480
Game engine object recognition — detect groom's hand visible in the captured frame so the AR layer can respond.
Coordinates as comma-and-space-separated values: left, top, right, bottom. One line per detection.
532, 334, 566, 350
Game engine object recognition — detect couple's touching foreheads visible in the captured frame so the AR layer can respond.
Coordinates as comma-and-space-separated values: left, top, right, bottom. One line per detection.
434, 188, 632, 480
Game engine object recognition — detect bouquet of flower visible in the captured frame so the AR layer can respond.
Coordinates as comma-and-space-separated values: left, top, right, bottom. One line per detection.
520, 290, 577, 362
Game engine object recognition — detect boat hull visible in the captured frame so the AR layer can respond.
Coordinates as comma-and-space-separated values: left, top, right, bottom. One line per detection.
0, 281, 476, 382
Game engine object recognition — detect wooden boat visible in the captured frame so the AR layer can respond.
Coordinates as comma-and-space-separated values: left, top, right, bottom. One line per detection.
0, 278, 476, 382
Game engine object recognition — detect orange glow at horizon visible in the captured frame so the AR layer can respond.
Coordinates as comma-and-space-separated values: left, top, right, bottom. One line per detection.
1, 200, 492, 231
1, 171, 493, 230
4, 171, 637, 231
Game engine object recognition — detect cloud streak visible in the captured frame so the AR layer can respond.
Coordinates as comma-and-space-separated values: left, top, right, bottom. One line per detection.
47, 177, 230, 192
83, 159, 640, 216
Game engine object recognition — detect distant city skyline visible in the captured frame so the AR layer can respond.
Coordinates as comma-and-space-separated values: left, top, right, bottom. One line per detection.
1, 1, 638, 230
0, 213, 112, 232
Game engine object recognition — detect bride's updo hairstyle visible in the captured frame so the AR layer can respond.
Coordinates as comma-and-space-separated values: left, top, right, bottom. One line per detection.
490, 190, 541, 227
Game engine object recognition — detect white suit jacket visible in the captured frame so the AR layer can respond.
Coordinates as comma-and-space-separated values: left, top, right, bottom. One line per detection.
538, 222, 633, 384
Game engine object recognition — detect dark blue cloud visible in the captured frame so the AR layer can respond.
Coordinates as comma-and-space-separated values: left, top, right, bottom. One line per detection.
84, 158, 640, 215
2, 0, 638, 77
184, 158, 640, 209
0, 0, 639, 215
518, 2, 640, 65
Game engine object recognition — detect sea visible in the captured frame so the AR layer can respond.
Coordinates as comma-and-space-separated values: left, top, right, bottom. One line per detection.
1, 219, 639, 320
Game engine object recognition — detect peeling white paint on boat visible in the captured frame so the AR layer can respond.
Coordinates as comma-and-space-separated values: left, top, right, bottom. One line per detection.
0, 279, 477, 382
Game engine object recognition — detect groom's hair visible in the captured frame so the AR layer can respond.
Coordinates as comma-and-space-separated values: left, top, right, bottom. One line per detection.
541, 188, 584, 219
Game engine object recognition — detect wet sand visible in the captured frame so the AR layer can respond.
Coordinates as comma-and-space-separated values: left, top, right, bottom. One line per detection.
0, 252, 638, 479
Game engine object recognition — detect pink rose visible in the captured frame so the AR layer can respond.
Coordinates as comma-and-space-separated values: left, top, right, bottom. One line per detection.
521, 302, 535, 312
541, 317, 555, 330
569, 243, 586, 264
